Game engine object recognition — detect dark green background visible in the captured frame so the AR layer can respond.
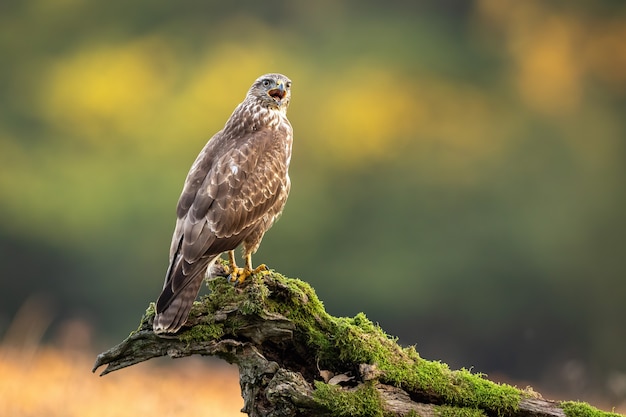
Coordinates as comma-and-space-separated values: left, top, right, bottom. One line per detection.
1, 0, 625, 405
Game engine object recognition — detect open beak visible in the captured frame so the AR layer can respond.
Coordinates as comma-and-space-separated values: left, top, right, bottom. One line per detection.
268, 82, 287, 103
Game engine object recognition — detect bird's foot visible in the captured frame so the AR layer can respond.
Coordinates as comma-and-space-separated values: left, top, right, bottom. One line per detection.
227, 264, 269, 285
252, 264, 269, 276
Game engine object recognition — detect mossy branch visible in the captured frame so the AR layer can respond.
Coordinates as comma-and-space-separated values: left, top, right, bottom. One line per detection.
93, 271, 622, 417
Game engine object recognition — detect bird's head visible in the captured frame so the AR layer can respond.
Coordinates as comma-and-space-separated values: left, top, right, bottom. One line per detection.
248, 73, 292, 111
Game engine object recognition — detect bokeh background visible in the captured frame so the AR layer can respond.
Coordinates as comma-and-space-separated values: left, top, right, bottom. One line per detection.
1, 0, 625, 415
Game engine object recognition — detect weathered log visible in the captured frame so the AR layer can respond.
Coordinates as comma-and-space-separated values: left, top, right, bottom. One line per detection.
93, 270, 622, 417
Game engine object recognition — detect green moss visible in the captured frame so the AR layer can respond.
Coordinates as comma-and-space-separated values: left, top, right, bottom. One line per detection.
192, 272, 626, 417
435, 405, 487, 417
223, 314, 246, 335
313, 381, 385, 417
177, 323, 224, 344
204, 271, 272, 315
385, 345, 519, 414
264, 272, 328, 323
262, 273, 336, 361
239, 275, 270, 315
300, 306, 520, 415
205, 276, 245, 309
137, 271, 623, 417
254, 272, 522, 416
144, 302, 156, 317
131, 302, 156, 335
449, 368, 520, 414
561, 401, 623, 417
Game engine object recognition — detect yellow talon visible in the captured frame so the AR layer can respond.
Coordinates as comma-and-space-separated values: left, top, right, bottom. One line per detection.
227, 252, 268, 285
229, 266, 251, 285
230, 264, 269, 285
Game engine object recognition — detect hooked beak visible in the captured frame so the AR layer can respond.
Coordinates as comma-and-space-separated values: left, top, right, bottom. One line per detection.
268, 81, 287, 103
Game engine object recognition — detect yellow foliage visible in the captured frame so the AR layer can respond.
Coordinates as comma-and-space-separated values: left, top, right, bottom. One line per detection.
41, 37, 178, 144
39, 36, 301, 155
312, 68, 417, 165
512, 15, 583, 115
304, 66, 504, 181
476, 0, 626, 114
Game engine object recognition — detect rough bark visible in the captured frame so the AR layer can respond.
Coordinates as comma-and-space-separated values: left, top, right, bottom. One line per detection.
93, 271, 621, 417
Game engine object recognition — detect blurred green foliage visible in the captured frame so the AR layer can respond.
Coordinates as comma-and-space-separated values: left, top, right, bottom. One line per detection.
1, 0, 625, 404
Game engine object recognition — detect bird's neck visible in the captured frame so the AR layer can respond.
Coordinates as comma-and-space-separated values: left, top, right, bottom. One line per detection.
224, 101, 288, 136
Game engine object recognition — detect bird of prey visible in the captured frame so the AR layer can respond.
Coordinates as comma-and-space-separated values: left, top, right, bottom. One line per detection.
153, 73, 293, 334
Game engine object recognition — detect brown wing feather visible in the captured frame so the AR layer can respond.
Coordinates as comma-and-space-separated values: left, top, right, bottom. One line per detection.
154, 127, 290, 333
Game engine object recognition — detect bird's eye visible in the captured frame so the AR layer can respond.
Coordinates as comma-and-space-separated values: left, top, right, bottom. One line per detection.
285, 81, 292, 89
262, 79, 271, 87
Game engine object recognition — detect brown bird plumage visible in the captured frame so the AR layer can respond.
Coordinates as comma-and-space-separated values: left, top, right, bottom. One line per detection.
153, 73, 293, 333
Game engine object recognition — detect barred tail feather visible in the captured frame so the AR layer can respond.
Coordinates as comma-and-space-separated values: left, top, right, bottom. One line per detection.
153, 257, 217, 334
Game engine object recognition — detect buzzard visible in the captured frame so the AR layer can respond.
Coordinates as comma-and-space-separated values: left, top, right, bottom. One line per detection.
153, 73, 293, 334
